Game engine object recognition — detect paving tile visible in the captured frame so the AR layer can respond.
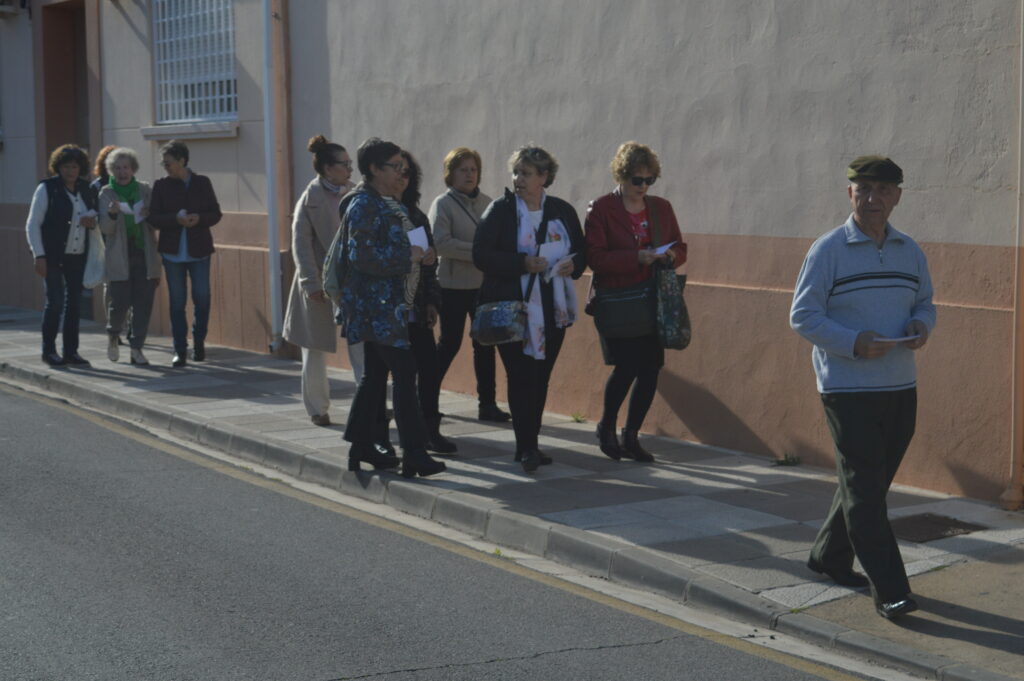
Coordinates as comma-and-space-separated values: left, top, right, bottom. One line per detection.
696, 554, 823, 592
625, 496, 789, 536
591, 521, 710, 546
761, 581, 860, 608
651, 522, 819, 566
705, 485, 835, 521
541, 504, 664, 530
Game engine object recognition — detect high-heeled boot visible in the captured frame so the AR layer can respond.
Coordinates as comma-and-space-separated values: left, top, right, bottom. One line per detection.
375, 416, 396, 457
425, 415, 457, 454
596, 421, 623, 460
621, 429, 655, 462
401, 447, 447, 478
348, 442, 400, 471
514, 450, 553, 465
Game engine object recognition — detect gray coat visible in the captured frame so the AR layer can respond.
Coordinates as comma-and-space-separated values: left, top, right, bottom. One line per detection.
97, 182, 161, 281
283, 177, 347, 352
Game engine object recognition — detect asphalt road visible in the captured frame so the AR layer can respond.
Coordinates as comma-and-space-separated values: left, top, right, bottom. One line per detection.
0, 384, 872, 681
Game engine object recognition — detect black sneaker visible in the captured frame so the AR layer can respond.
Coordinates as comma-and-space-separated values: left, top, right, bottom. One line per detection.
42, 352, 66, 367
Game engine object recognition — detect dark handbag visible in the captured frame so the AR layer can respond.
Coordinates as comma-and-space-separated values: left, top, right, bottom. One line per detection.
591, 279, 657, 338
654, 268, 691, 349
471, 213, 548, 346
648, 202, 692, 350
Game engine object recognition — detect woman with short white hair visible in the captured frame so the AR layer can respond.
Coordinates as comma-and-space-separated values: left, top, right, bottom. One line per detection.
98, 147, 161, 365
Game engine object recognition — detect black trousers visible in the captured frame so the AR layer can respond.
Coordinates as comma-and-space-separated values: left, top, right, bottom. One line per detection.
810, 389, 916, 603
41, 252, 86, 356
497, 327, 565, 453
408, 322, 441, 420
344, 341, 427, 451
436, 287, 498, 407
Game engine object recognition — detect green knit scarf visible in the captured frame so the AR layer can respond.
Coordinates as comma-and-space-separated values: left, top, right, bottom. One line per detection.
108, 177, 144, 250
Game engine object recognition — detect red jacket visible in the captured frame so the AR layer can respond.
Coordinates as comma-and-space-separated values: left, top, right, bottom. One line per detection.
584, 190, 687, 289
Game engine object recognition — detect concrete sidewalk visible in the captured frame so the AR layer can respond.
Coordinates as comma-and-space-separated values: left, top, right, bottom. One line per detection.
1, 305, 1021, 681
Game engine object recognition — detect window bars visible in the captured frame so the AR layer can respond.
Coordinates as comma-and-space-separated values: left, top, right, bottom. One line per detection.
153, 0, 237, 124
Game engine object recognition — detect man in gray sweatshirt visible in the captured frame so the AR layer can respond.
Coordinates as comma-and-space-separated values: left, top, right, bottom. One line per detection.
790, 155, 936, 620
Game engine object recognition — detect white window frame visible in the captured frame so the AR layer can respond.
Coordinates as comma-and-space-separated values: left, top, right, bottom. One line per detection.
152, 0, 237, 125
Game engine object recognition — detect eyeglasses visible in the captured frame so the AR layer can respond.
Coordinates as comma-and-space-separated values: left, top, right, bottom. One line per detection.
332, 159, 353, 170
382, 162, 410, 177
630, 176, 657, 187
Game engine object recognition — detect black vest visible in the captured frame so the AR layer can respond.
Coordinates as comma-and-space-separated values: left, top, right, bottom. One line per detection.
39, 176, 97, 258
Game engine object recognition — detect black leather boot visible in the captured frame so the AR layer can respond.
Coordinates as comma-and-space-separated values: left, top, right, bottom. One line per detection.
514, 450, 552, 465
596, 421, 623, 460
520, 449, 543, 473
425, 415, 457, 454
348, 442, 400, 471
401, 448, 447, 478
621, 429, 655, 462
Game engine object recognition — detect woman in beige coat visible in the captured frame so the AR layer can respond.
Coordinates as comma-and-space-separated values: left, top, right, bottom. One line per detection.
98, 147, 161, 365
283, 135, 355, 426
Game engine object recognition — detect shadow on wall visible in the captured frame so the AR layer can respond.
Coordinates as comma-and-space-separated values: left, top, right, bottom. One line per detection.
657, 369, 774, 457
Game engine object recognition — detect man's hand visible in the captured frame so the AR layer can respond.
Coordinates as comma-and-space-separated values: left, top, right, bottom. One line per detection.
80, 215, 97, 229
425, 304, 439, 328
410, 245, 424, 264
34, 258, 46, 278
903, 319, 929, 350
186, 214, 200, 228
308, 290, 327, 304
421, 247, 436, 266
854, 331, 893, 359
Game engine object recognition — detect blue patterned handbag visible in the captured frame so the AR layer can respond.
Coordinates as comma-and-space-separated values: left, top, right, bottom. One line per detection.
471, 299, 528, 345
649, 201, 692, 350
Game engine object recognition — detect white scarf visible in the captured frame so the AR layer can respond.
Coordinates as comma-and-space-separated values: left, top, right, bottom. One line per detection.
381, 196, 420, 307
515, 194, 577, 359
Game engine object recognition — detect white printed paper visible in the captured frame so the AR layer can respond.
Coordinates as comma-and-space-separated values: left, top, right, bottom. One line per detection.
407, 226, 429, 250
117, 201, 133, 215
875, 334, 920, 343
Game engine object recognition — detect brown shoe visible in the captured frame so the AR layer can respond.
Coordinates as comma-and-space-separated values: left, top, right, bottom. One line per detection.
311, 414, 331, 427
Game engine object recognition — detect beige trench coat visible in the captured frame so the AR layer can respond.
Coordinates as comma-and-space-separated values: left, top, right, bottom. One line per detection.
97, 182, 161, 281
283, 177, 347, 352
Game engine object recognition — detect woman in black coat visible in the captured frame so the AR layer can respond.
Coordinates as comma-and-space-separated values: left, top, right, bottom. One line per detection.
473, 145, 585, 472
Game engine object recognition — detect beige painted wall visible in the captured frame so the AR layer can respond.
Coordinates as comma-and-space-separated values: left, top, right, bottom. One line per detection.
0, 9, 38, 203
289, 0, 1020, 249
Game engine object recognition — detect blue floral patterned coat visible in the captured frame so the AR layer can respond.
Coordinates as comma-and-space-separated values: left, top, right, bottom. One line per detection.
336, 184, 413, 348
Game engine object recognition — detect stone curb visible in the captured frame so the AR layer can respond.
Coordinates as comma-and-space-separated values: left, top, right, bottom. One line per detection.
1, 358, 1018, 681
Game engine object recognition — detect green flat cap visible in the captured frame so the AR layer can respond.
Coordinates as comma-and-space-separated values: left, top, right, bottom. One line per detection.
847, 155, 903, 184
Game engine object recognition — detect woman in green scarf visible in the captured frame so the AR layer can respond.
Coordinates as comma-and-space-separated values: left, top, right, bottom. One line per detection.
98, 147, 161, 365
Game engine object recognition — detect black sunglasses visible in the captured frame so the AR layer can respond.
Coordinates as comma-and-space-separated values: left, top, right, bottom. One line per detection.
630, 176, 657, 187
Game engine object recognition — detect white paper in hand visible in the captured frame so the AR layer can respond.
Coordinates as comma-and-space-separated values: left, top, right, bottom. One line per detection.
407, 226, 429, 250
654, 241, 676, 255
117, 201, 133, 215
132, 201, 146, 223
545, 254, 576, 282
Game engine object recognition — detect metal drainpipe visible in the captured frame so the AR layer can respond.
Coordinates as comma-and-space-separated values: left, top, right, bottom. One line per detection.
1001, 0, 1024, 510
263, 0, 283, 354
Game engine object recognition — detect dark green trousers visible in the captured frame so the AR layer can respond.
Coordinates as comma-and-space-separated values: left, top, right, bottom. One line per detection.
810, 388, 916, 603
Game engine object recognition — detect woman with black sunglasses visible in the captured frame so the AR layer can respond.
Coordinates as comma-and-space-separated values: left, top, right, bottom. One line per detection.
584, 142, 687, 462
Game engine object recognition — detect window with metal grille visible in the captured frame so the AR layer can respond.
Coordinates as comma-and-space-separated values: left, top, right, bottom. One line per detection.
152, 0, 237, 124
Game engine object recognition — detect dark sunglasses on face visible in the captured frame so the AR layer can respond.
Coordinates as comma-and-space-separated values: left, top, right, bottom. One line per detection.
630, 176, 657, 187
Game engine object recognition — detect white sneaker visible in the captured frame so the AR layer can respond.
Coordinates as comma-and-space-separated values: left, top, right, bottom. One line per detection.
130, 348, 149, 365
107, 335, 119, 362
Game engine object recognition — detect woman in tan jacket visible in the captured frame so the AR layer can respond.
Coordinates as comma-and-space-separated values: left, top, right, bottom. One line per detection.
98, 147, 161, 365
283, 135, 354, 426
429, 147, 509, 423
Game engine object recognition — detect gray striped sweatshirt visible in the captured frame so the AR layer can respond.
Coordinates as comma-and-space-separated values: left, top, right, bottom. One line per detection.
790, 216, 936, 394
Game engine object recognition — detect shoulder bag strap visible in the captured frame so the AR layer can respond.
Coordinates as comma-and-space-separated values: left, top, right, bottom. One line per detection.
448, 190, 481, 228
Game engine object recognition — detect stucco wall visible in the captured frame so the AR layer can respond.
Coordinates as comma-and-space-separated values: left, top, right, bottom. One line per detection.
287, 0, 1021, 501
0, 9, 38, 204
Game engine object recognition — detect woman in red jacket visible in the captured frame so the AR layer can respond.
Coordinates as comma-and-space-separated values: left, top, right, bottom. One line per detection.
584, 142, 686, 462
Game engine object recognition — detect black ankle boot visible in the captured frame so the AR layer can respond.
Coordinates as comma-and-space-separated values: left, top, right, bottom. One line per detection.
520, 448, 543, 473
621, 429, 654, 462
425, 415, 457, 454
596, 422, 623, 460
348, 442, 400, 471
401, 448, 447, 478
514, 449, 552, 465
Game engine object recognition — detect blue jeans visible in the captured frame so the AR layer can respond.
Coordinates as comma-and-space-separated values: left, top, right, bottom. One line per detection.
41, 252, 86, 355
162, 257, 211, 353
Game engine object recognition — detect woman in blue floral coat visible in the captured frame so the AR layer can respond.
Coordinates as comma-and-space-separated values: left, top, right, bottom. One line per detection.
337, 138, 446, 478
